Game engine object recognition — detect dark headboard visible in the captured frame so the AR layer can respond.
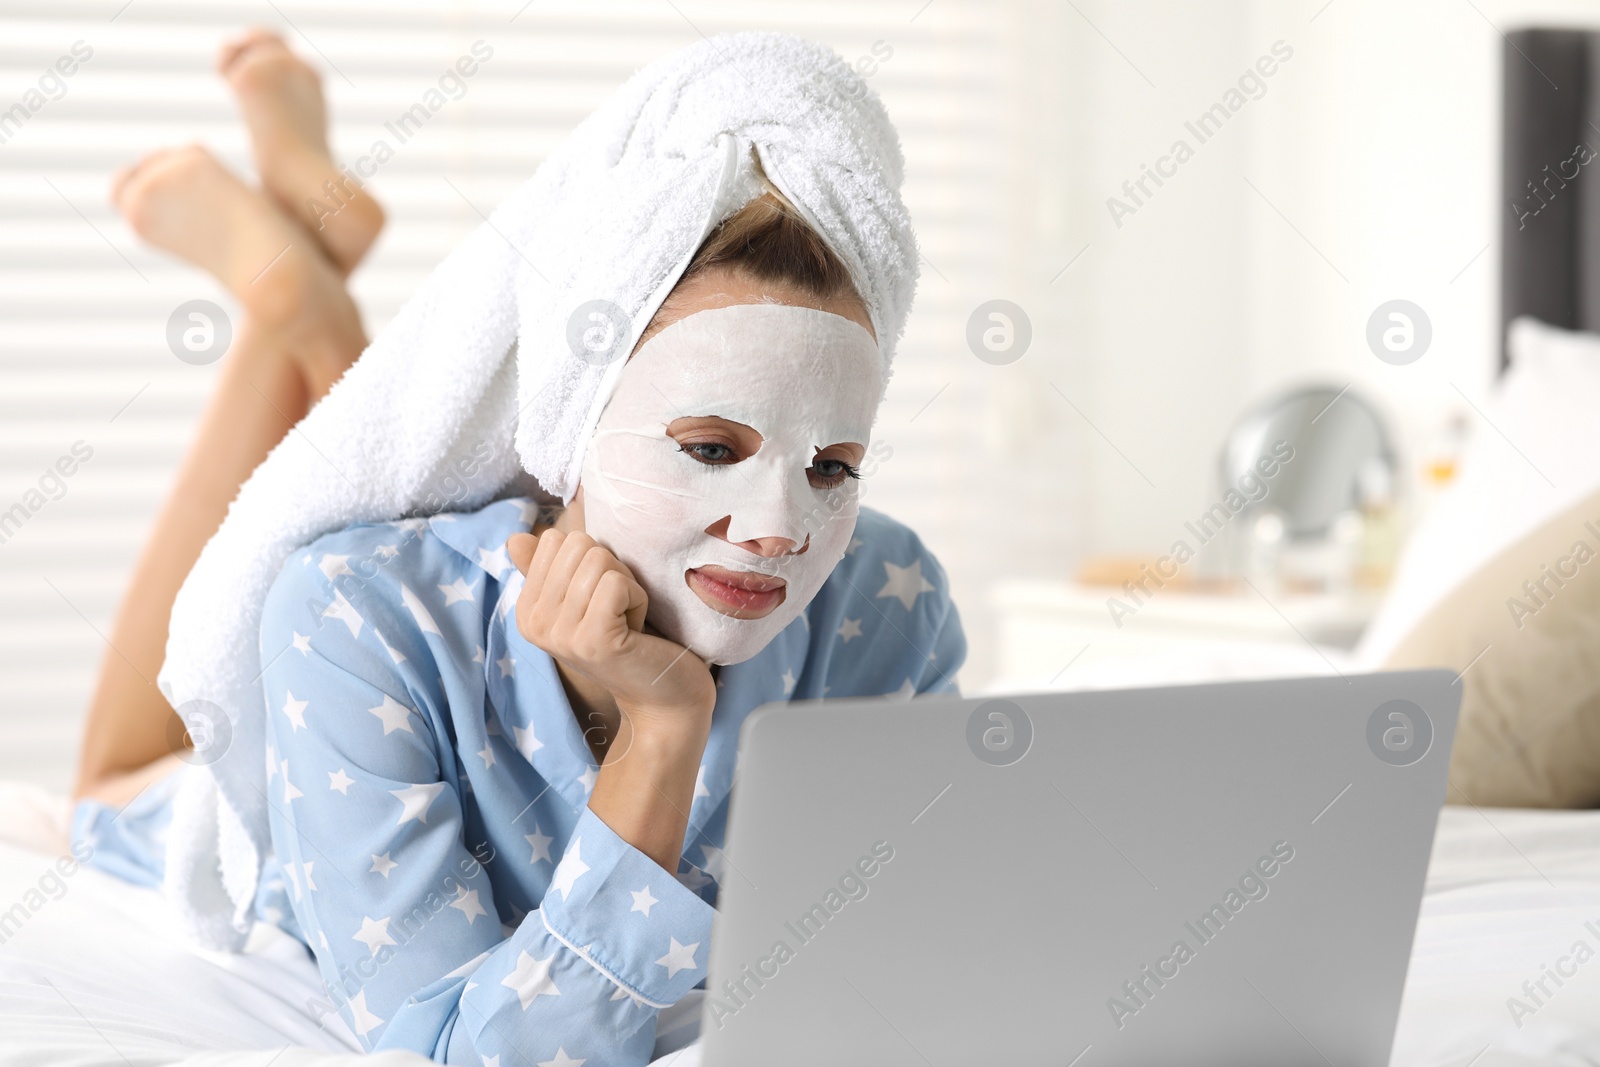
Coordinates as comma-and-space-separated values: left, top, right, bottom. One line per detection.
1501, 29, 1600, 371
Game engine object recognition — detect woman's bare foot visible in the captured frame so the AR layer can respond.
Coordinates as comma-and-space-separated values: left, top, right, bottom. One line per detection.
111, 145, 366, 398
218, 28, 385, 277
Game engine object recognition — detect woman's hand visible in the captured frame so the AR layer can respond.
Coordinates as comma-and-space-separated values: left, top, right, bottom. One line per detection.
506, 527, 716, 875
505, 528, 715, 730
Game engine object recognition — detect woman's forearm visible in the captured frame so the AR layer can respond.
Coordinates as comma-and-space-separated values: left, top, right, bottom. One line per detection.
586, 706, 711, 875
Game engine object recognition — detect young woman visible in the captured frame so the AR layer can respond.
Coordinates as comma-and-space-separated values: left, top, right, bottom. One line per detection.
72, 31, 964, 1067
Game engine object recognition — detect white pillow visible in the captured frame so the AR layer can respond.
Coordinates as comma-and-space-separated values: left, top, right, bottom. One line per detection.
1357, 316, 1600, 666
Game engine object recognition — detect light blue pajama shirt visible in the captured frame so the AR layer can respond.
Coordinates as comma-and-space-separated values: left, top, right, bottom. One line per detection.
73, 496, 965, 1066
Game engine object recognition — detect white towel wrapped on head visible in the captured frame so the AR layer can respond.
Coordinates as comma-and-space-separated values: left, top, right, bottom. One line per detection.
155, 30, 921, 950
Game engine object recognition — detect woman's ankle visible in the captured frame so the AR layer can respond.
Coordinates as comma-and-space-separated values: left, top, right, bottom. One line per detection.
220, 28, 386, 275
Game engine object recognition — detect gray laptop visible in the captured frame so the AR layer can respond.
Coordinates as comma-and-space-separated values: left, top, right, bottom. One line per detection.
699, 669, 1459, 1067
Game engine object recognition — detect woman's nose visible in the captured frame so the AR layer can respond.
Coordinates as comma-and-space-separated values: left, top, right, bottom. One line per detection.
719, 457, 814, 550
704, 515, 807, 558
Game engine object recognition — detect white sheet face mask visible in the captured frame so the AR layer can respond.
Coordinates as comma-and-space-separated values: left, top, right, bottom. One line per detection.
578, 302, 883, 666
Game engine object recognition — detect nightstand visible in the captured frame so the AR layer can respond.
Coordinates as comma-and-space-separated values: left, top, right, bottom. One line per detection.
984, 580, 1381, 693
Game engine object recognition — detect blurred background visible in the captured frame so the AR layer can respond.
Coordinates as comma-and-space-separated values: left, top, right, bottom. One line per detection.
0, 0, 1589, 789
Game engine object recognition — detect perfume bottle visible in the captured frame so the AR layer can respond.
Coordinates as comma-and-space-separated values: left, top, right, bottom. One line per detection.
1355, 458, 1400, 589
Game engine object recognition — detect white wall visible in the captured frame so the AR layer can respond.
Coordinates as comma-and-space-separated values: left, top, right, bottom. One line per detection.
1052, 0, 1600, 566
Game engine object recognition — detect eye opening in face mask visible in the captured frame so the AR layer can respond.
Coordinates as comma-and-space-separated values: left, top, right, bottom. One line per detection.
667, 416, 762, 469
665, 416, 864, 488
675, 441, 861, 489
808, 453, 861, 489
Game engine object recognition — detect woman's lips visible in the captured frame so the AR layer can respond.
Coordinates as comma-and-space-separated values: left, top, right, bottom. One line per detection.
686, 565, 787, 617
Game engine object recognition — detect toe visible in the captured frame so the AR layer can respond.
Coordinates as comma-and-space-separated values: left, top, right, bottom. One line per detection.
115, 145, 228, 236
216, 27, 284, 76
109, 156, 151, 211
224, 34, 318, 97
110, 147, 174, 221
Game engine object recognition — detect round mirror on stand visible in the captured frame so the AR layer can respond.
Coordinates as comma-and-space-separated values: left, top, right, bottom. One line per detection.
1216, 383, 1399, 597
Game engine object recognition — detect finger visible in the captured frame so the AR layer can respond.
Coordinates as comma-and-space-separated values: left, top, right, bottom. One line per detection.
518, 530, 567, 632
523, 528, 568, 601
506, 533, 537, 576
536, 531, 597, 619
603, 550, 643, 591
583, 547, 648, 633
555, 547, 615, 636
585, 569, 647, 642
621, 570, 648, 633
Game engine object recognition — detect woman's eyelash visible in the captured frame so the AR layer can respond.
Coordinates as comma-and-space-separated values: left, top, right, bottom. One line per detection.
678, 442, 737, 463
677, 442, 861, 481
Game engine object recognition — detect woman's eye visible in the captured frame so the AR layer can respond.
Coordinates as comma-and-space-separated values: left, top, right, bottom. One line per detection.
809, 458, 861, 488
679, 442, 737, 464
679, 441, 860, 485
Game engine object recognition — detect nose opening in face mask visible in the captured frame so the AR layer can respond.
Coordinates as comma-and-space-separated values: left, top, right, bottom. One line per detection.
708, 515, 812, 562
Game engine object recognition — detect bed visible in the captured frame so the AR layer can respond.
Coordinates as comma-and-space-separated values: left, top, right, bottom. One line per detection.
0, 778, 711, 1067
1, 779, 1597, 1066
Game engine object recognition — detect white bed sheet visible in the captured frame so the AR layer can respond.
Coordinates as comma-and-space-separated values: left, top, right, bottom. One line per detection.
3, 784, 1599, 1066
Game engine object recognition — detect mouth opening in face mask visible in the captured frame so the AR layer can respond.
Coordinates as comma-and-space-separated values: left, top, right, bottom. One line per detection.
685, 564, 789, 618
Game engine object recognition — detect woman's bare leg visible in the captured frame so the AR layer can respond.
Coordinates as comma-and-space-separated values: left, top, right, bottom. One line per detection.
219, 28, 385, 277
73, 147, 371, 805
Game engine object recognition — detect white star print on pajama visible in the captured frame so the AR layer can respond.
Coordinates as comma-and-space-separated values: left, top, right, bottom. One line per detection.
70, 499, 964, 1066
